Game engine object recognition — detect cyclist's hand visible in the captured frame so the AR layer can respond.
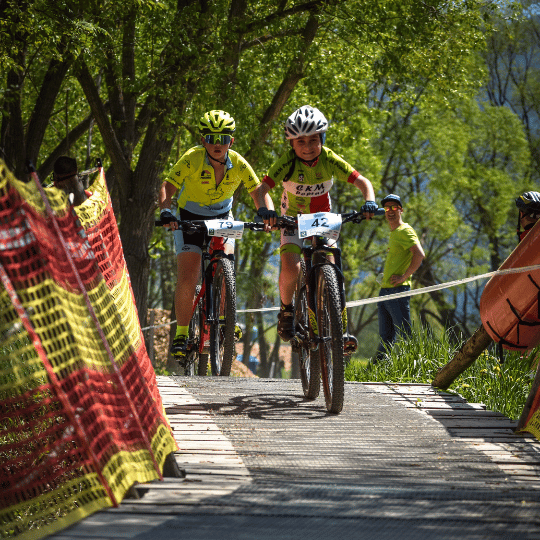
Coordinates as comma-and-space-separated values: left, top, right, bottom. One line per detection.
360, 200, 378, 220
160, 209, 177, 229
257, 206, 278, 230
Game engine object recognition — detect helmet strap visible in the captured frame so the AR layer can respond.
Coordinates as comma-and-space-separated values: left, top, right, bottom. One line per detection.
206, 150, 228, 166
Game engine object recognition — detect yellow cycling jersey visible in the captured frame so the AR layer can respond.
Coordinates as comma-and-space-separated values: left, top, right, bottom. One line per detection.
165, 146, 261, 216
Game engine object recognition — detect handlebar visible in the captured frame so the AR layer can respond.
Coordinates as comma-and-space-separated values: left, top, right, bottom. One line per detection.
156, 208, 385, 231
247, 208, 386, 230
154, 218, 207, 231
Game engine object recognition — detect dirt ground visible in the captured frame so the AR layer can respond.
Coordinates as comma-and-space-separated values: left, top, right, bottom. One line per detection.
145, 309, 292, 377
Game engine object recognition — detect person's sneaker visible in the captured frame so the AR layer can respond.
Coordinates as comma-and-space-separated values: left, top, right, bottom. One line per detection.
343, 333, 358, 356
171, 335, 188, 362
234, 324, 243, 342
277, 309, 295, 341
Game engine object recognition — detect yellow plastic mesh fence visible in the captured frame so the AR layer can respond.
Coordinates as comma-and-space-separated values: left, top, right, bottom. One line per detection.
0, 161, 177, 540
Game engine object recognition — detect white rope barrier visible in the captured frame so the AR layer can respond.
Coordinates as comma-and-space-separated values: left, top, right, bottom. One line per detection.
141, 263, 540, 329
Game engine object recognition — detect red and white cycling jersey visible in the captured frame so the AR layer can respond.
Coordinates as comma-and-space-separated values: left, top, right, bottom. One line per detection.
263, 147, 360, 216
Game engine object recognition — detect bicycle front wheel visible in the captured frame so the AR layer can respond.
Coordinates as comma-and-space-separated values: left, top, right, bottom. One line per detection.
316, 265, 345, 414
294, 261, 320, 399
185, 285, 209, 376
210, 258, 236, 376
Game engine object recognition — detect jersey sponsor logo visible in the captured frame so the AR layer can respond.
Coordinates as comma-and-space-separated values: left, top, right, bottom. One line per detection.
298, 174, 305, 183
283, 179, 333, 197
201, 170, 212, 179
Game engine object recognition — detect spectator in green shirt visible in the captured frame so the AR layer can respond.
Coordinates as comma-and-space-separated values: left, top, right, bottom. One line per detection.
373, 194, 425, 363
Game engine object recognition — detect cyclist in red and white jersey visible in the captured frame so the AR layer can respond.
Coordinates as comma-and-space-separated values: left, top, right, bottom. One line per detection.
259, 105, 378, 341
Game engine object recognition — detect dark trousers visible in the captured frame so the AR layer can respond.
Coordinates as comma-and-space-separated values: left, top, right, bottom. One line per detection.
375, 285, 412, 361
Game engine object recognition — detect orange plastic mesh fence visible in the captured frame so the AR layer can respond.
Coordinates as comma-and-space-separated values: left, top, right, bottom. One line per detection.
0, 162, 177, 540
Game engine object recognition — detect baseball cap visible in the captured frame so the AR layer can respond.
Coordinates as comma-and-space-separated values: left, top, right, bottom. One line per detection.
381, 194, 402, 208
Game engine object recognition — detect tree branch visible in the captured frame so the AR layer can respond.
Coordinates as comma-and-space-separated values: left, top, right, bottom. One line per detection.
26, 57, 73, 166
75, 58, 132, 183
245, 12, 320, 165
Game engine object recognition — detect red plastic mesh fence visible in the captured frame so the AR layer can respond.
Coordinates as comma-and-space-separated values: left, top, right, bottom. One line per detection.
0, 162, 177, 540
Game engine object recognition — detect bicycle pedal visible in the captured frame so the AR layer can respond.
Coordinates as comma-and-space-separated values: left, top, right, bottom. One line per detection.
343, 334, 358, 356
175, 355, 188, 367
290, 334, 302, 348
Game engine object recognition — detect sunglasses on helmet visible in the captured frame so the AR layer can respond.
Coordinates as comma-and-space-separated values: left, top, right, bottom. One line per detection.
204, 134, 232, 145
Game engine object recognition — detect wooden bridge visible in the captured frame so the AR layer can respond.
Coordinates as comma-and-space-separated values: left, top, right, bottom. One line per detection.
48, 376, 540, 540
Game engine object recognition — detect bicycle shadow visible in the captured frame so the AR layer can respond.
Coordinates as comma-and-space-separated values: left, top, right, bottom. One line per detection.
167, 392, 330, 421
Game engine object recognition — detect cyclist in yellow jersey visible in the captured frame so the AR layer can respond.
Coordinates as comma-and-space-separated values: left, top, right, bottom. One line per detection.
259, 105, 378, 342
159, 110, 276, 360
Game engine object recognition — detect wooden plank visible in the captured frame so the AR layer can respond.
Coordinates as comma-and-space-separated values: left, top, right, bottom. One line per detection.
424, 409, 507, 418
421, 418, 517, 428
400, 402, 487, 410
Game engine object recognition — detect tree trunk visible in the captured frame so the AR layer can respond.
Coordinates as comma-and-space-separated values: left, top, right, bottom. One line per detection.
432, 324, 493, 390
267, 332, 282, 378
166, 298, 177, 373
256, 311, 267, 377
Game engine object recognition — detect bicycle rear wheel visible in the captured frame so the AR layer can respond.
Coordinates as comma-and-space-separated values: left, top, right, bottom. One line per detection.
185, 285, 209, 376
210, 258, 236, 376
317, 265, 345, 414
294, 261, 320, 399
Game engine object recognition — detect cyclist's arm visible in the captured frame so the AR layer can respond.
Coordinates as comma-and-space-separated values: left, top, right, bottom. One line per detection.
352, 174, 377, 219
159, 180, 179, 230
249, 183, 277, 229
352, 174, 375, 204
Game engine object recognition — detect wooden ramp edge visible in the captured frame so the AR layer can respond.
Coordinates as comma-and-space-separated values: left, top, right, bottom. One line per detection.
364, 382, 540, 487
130, 376, 252, 505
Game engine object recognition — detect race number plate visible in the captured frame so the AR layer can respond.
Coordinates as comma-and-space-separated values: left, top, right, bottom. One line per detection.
297, 212, 342, 240
205, 220, 244, 239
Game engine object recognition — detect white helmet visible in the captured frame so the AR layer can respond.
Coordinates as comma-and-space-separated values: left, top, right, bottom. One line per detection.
284, 106, 328, 140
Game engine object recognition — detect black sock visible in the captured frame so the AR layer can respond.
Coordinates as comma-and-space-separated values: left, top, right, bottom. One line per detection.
280, 302, 293, 312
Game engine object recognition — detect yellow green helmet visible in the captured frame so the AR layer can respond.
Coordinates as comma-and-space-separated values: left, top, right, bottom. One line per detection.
199, 110, 236, 135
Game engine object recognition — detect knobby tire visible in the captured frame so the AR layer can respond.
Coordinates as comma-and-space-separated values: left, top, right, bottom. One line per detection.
294, 261, 320, 399
185, 285, 209, 376
210, 258, 236, 376
317, 265, 345, 414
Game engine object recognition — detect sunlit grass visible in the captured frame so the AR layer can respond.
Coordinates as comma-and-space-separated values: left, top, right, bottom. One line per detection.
345, 325, 539, 421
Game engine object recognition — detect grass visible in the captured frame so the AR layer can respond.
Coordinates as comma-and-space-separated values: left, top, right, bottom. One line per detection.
345, 325, 539, 421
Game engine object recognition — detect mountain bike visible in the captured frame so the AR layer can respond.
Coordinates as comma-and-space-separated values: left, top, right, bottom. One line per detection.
267, 210, 382, 413
156, 218, 243, 376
